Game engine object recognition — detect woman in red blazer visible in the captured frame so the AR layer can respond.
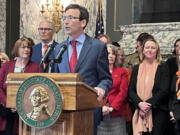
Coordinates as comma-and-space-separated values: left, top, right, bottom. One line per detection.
97, 44, 128, 135
0, 37, 41, 135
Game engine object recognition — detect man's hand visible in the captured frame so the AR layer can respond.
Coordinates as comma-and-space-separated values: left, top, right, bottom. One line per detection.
94, 87, 105, 101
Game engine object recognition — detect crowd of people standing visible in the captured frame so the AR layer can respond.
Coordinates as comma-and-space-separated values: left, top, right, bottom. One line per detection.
98, 32, 180, 135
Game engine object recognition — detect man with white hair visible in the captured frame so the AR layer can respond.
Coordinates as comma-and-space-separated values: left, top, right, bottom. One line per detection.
31, 20, 58, 72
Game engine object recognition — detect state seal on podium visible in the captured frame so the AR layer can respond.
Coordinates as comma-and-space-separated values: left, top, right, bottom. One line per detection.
16, 76, 63, 128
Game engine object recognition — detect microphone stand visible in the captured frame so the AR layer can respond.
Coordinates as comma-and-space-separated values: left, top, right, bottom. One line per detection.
47, 57, 64, 73
39, 60, 44, 72
46, 44, 67, 73
47, 59, 54, 73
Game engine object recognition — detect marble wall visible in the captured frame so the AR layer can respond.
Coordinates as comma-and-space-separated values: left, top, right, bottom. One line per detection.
119, 22, 180, 59
1, 0, 179, 60
20, 0, 106, 44
0, 0, 6, 52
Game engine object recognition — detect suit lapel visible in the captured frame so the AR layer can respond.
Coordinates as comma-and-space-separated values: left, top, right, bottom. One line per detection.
75, 35, 92, 72
38, 43, 43, 61
63, 47, 71, 73
59, 41, 71, 73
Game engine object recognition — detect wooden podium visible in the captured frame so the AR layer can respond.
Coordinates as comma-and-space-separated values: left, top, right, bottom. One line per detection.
6, 73, 103, 135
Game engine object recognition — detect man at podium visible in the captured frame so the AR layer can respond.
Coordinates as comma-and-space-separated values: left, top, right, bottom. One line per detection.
53, 4, 112, 135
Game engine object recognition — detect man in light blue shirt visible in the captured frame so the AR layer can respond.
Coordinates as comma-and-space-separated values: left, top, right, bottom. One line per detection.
53, 4, 112, 135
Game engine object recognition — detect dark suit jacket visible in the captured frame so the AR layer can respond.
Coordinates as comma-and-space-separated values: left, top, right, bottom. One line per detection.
169, 74, 180, 122
166, 57, 178, 83
54, 34, 112, 94
128, 62, 170, 111
0, 60, 41, 133
169, 75, 178, 110
104, 67, 128, 117
31, 40, 58, 72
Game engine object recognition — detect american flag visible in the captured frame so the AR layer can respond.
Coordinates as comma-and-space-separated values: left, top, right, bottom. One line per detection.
95, 0, 104, 38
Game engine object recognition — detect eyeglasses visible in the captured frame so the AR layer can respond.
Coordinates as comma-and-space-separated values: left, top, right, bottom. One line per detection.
38, 28, 53, 31
19, 46, 31, 49
61, 16, 80, 22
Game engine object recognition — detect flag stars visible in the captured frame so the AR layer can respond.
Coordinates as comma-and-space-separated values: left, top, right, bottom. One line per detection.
95, 0, 104, 38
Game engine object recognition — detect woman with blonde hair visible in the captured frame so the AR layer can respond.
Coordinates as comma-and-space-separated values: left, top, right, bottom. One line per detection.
128, 38, 169, 135
0, 52, 9, 66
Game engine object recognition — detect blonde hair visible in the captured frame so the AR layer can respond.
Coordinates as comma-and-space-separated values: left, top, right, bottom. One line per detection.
0, 52, 10, 61
140, 38, 162, 63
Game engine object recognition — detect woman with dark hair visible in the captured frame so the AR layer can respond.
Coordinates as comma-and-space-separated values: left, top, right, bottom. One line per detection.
128, 38, 169, 135
166, 39, 180, 82
166, 39, 180, 135
169, 47, 180, 135
0, 37, 41, 135
97, 44, 128, 135
97, 34, 112, 44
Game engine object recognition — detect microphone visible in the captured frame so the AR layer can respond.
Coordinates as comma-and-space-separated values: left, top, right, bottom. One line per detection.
54, 45, 67, 63
41, 44, 55, 63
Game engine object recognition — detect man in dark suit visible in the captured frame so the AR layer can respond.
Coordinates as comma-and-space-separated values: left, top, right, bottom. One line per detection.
31, 20, 58, 72
53, 4, 112, 135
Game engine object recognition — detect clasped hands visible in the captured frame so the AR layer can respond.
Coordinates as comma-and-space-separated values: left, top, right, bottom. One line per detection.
138, 101, 151, 119
102, 105, 114, 115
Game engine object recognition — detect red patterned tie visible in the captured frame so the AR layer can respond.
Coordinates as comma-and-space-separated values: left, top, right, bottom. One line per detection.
43, 44, 48, 69
70, 41, 77, 73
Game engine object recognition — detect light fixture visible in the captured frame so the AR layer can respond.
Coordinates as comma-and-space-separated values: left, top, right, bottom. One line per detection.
40, 0, 64, 33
